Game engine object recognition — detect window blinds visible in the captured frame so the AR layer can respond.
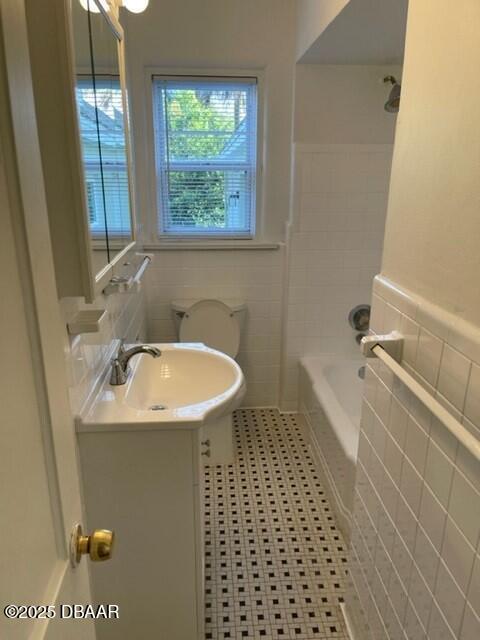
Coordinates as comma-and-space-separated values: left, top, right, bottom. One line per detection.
152, 76, 258, 237
76, 76, 131, 237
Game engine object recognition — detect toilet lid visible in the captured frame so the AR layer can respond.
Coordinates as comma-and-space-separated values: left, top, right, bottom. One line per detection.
179, 299, 240, 358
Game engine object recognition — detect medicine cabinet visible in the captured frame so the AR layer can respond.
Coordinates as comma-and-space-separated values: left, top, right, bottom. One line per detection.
25, 0, 136, 302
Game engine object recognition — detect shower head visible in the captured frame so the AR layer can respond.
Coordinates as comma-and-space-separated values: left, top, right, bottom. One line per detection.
383, 75, 401, 113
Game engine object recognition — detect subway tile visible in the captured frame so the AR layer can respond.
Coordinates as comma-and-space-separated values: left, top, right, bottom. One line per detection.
415, 328, 443, 387
433, 560, 466, 635
404, 415, 429, 476
370, 294, 385, 335
374, 378, 392, 426
407, 561, 433, 630
413, 524, 440, 591
448, 469, 480, 548
460, 603, 480, 640
403, 600, 428, 640
426, 601, 456, 640
423, 440, 454, 509
395, 494, 418, 553
418, 485, 447, 552
383, 433, 403, 487
374, 276, 418, 319
467, 553, 480, 617
387, 564, 409, 625
428, 409, 459, 462
399, 457, 423, 516
400, 313, 420, 367
437, 345, 471, 411
390, 532, 414, 590
388, 395, 409, 449
455, 435, 480, 488
441, 516, 476, 596
384, 302, 403, 335
464, 363, 480, 430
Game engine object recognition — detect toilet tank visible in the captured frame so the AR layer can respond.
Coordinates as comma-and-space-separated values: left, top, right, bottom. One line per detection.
171, 298, 246, 338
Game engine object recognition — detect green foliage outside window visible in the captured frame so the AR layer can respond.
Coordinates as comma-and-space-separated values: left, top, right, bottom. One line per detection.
164, 89, 244, 229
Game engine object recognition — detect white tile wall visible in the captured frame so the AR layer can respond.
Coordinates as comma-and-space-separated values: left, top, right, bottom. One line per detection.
280, 144, 393, 410
347, 275, 480, 640
144, 247, 285, 407
61, 275, 147, 415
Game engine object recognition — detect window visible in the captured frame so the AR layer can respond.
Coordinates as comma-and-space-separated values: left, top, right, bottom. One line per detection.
75, 76, 131, 236
152, 76, 258, 238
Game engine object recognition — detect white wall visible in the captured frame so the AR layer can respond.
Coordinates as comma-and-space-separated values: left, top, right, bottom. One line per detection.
121, 0, 296, 407
145, 248, 284, 407
294, 65, 402, 144
281, 65, 398, 409
348, 1, 480, 637
295, 0, 349, 61
123, 0, 296, 243
381, 0, 480, 324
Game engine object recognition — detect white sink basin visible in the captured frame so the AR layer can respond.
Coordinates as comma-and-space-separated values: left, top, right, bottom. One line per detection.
78, 343, 246, 431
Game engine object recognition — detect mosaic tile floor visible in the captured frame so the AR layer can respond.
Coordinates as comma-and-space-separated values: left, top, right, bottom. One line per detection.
204, 408, 350, 640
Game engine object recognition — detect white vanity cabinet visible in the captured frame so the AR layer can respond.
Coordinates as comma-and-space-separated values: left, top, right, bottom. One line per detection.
77, 425, 207, 640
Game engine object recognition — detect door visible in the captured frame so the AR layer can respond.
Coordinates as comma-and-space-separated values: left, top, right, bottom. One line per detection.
0, 1, 96, 638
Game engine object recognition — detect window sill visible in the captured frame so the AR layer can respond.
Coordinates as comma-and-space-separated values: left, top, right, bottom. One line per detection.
142, 240, 282, 251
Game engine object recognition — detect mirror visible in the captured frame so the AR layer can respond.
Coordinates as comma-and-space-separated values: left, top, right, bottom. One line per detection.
71, 0, 134, 276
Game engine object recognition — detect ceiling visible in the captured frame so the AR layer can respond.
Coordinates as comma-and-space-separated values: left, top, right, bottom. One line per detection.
299, 0, 409, 65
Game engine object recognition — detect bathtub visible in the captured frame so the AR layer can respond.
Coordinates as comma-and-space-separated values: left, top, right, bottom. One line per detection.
299, 355, 364, 538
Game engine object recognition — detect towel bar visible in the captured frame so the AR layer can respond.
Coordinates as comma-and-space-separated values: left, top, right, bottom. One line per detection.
361, 333, 480, 462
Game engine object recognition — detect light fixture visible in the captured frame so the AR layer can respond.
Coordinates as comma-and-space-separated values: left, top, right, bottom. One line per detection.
122, 0, 149, 13
79, 0, 100, 12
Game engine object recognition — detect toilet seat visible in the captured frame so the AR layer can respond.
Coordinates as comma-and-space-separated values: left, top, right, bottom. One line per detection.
179, 299, 240, 358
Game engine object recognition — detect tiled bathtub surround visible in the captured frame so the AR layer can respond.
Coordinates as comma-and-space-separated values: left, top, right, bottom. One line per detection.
347, 275, 480, 639
281, 144, 393, 410
61, 284, 146, 415
144, 248, 285, 407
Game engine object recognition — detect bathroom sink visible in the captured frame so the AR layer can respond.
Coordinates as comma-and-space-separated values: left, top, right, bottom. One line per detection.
77, 343, 245, 430
125, 344, 242, 411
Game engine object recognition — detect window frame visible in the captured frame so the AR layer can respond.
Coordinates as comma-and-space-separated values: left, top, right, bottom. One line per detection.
145, 68, 264, 243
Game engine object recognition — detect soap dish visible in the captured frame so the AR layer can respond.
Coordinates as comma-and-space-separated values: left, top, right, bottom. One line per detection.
67, 309, 107, 336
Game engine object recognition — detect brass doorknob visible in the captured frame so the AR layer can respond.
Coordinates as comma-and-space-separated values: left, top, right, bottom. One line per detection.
70, 523, 115, 567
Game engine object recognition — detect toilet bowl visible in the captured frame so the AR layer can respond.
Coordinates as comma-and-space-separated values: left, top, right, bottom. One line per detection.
171, 298, 247, 465
171, 298, 246, 358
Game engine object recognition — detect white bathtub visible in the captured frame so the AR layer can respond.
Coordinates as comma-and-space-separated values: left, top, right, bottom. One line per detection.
299, 355, 364, 538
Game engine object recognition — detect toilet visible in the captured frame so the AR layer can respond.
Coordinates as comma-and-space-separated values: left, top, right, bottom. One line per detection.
171, 298, 247, 465
171, 298, 247, 359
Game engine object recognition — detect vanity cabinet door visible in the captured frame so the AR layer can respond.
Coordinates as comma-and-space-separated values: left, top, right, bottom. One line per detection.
193, 428, 206, 638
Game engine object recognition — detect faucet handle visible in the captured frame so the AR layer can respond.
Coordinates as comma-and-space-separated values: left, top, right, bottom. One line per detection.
110, 357, 127, 386
118, 338, 127, 355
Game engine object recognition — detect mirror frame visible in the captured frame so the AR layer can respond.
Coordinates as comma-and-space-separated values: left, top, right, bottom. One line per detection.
73, 0, 137, 296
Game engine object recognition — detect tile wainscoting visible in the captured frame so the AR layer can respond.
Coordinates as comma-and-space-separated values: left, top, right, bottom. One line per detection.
347, 275, 480, 640
281, 144, 393, 411
144, 247, 285, 408
61, 282, 147, 416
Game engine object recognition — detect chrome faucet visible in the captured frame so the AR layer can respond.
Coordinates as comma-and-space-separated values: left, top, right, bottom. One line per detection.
110, 341, 161, 385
